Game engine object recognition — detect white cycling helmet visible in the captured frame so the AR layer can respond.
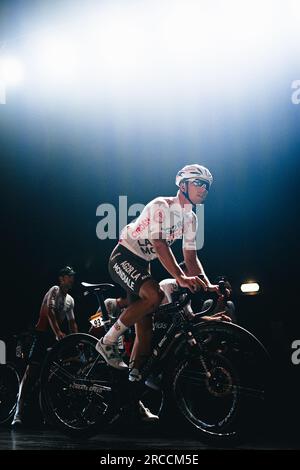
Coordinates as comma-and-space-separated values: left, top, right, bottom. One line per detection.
175, 164, 213, 188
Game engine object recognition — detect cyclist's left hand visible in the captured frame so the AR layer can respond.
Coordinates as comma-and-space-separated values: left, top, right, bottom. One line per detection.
206, 283, 220, 293
56, 331, 66, 341
214, 311, 232, 322
202, 312, 232, 322
206, 284, 231, 299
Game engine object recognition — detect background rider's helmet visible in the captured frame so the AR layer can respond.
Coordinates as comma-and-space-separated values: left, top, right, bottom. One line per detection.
175, 164, 213, 188
59, 266, 76, 276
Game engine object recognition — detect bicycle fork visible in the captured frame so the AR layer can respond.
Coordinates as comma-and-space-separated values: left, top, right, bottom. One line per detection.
184, 329, 211, 379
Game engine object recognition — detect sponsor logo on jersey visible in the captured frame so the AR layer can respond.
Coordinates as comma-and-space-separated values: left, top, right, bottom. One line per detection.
131, 216, 151, 239
112, 262, 136, 290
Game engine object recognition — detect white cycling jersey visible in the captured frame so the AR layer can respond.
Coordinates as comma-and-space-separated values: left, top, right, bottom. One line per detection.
36, 285, 75, 331
119, 196, 197, 261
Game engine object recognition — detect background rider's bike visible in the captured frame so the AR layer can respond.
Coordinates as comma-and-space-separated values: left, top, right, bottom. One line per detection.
0, 332, 57, 427
0, 362, 20, 425
40, 280, 271, 442
0, 332, 36, 426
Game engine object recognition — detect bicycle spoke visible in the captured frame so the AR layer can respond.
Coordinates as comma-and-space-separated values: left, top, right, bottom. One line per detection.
179, 370, 264, 400
48, 362, 76, 386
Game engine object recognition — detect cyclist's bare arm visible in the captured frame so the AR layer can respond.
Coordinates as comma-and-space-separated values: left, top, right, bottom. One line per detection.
184, 249, 232, 301
152, 239, 207, 292
183, 248, 220, 293
183, 248, 209, 279
47, 308, 65, 340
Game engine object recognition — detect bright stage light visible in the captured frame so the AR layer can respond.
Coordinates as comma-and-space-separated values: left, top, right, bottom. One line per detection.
34, 34, 81, 84
6, 0, 297, 109
0, 56, 24, 86
241, 282, 260, 295
160, 0, 275, 71
79, 0, 279, 100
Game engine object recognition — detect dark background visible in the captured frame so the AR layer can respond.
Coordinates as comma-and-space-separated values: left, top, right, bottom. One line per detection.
0, 1, 299, 395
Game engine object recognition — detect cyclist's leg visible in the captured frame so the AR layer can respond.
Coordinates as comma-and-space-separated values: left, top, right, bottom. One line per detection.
124, 293, 159, 423
98, 245, 162, 421
129, 313, 153, 373
102, 244, 163, 346
120, 279, 163, 326
124, 291, 160, 423
96, 279, 163, 369
12, 331, 50, 426
102, 279, 163, 345
96, 244, 163, 368
12, 363, 40, 425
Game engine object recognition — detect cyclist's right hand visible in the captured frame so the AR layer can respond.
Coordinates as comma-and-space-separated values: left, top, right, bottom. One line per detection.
56, 331, 66, 341
176, 275, 207, 293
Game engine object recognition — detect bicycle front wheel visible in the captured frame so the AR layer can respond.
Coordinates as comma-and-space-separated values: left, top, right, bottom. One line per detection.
168, 321, 270, 442
171, 352, 240, 440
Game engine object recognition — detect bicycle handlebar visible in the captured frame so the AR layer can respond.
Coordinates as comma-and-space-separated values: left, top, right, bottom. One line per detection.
169, 279, 229, 318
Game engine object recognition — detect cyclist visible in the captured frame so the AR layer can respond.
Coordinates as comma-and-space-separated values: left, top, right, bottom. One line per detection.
12, 266, 78, 427
96, 164, 221, 378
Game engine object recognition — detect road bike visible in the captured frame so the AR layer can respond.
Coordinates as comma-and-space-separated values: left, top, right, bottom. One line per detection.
40, 280, 270, 442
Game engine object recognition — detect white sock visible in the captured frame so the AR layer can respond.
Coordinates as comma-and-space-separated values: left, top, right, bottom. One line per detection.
103, 319, 128, 345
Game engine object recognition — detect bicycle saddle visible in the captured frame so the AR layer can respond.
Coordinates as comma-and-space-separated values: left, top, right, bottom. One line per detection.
81, 282, 115, 294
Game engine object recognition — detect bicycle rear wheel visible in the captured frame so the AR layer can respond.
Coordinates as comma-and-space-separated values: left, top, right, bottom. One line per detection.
0, 363, 20, 425
40, 333, 115, 437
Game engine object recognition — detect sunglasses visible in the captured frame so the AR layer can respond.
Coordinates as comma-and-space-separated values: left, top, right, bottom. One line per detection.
189, 179, 210, 191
